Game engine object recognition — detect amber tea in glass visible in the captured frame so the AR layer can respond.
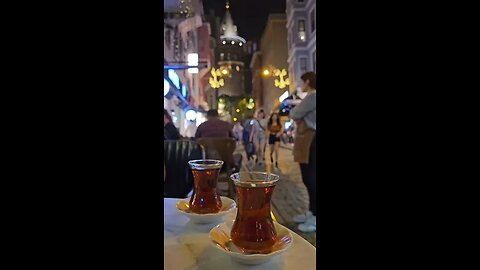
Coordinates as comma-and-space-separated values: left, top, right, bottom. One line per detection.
230, 172, 280, 253
188, 159, 224, 214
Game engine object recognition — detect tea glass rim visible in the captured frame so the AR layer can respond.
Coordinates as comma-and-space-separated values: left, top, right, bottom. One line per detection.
188, 159, 224, 170
230, 171, 279, 187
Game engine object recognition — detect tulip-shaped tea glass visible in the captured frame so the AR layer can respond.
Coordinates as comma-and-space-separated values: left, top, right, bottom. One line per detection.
188, 159, 224, 214
230, 172, 280, 253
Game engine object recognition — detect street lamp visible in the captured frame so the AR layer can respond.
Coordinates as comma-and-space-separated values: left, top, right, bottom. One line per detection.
185, 109, 197, 121
261, 65, 290, 89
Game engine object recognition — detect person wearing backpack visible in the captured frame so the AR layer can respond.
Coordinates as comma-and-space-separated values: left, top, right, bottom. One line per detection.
249, 109, 268, 167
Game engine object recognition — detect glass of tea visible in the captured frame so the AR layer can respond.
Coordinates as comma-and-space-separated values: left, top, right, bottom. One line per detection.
188, 159, 224, 214
230, 172, 280, 253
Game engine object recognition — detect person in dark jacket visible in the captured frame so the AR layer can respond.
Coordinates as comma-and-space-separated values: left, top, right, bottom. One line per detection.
195, 109, 233, 138
164, 109, 181, 140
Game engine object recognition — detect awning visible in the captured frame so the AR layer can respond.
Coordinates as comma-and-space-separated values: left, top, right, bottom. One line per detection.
164, 76, 189, 110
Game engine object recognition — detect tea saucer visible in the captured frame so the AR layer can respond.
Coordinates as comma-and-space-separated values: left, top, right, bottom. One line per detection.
175, 196, 236, 224
209, 221, 293, 265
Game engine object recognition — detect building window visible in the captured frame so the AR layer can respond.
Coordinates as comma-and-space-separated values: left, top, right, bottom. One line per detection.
178, 38, 183, 59
186, 31, 191, 49
187, 31, 195, 49
312, 51, 316, 72
310, 8, 316, 33
165, 30, 171, 49
298, 20, 305, 32
300, 57, 307, 74
298, 20, 306, 42
220, 53, 224, 61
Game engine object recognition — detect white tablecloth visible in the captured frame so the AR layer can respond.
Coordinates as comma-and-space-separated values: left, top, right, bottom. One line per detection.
164, 198, 316, 270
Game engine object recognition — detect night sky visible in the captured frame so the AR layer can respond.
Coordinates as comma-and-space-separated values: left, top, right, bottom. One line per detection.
202, 0, 286, 42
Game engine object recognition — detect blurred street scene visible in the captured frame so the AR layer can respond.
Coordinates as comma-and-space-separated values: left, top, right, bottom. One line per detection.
164, 0, 316, 245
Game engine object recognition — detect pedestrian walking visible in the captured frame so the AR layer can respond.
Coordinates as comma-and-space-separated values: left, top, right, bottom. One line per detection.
242, 116, 254, 161
289, 72, 317, 233
267, 112, 283, 167
249, 109, 268, 167
232, 121, 244, 146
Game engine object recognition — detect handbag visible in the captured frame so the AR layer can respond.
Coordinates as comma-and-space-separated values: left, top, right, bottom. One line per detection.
245, 142, 255, 156
256, 119, 266, 131
246, 142, 255, 155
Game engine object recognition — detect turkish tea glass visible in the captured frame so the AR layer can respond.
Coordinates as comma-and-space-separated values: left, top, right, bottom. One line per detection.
230, 172, 280, 253
188, 159, 224, 214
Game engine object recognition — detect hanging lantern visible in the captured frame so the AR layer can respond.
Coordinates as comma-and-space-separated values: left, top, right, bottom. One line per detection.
273, 69, 290, 89
209, 68, 225, 89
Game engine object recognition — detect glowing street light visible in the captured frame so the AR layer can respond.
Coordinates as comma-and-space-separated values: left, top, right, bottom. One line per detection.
262, 65, 290, 89
185, 109, 197, 121
187, 53, 198, 74
235, 108, 240, 112
221, 69, 229, 75
164, 79, 170, 96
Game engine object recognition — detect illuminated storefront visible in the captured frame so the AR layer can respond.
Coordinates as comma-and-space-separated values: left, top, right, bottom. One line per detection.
164, 69, 190, 136
164, 68, 207, 136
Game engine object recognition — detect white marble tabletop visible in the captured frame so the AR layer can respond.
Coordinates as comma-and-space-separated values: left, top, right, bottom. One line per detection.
164, 198, 316, 270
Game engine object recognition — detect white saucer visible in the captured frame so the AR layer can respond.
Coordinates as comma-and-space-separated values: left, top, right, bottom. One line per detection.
175, 196, 236, 224
209, 220, 293, 265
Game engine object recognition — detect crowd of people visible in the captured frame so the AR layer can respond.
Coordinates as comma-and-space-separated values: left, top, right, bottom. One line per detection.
163, 71, 317, 233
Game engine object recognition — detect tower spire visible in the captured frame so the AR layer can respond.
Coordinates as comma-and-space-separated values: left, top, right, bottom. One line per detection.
219, 0, 246, 44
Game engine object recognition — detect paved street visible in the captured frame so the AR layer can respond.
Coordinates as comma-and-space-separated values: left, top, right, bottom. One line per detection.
235, 144, 317, 247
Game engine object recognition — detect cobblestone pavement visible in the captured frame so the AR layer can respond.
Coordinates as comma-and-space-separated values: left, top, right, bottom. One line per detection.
234, 144, 317, 247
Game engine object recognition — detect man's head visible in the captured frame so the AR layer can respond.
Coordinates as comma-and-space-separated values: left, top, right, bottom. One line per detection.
206, 109, 219, 120
300, 72, 316, 92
